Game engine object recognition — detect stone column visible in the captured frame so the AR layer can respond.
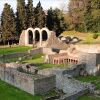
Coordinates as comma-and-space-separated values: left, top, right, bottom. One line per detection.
33, 33, 35, 44
25, 30, 29, 46
40, 33, 42, 47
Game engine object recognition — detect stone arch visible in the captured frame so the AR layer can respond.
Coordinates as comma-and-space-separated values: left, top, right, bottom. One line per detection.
33, 28, 41, 46
25, 28, 34, 45
22, 27, 51, 46
41, 28, 50, 40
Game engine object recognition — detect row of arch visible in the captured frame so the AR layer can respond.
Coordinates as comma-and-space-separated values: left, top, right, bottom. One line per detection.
25, 27, 51, 46
53, 58, 78, 65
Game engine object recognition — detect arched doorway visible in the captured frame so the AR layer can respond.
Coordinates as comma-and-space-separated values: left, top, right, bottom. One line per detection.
42, 30, 48, 41
28, 30, 33, 44
23, 27, 51, 46
34, 30, 40, 43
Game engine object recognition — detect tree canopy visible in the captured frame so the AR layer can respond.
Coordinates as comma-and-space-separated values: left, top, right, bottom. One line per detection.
1, 3, 16, 43
68, 0, 100, 33
1, 0, 100, 43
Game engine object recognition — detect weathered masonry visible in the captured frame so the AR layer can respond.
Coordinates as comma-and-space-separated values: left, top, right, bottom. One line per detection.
0, 64, 55, 95
19, 27, 51, 47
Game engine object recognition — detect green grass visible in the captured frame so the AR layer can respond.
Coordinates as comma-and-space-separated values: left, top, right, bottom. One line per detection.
0, 80, 41, 100
0, 80, 59, 100
75, 76, 100, 89
23, 54, 66, 70
0, 57, 19, 63
34, 63, 65, 70
0, 46, 32, 55
76, 76, 100, 100
0, 53, 67, 69
78, 95, 100, 100
61, 31, 100, 44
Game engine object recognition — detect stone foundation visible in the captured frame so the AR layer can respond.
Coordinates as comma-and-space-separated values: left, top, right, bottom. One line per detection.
0, 65, 55, 95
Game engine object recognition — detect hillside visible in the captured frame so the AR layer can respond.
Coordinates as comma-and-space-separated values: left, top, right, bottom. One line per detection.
61, 31, 100, 44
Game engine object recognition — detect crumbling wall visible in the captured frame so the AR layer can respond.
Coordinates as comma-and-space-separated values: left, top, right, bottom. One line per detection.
0, 66, 55, 95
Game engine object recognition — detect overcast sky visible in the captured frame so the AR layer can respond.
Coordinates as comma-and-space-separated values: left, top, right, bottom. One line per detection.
0, 0, 69, 15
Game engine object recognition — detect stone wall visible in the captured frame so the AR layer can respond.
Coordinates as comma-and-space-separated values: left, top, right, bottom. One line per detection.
0, 52, 28, 59
42, 48, 56, 55
96, 54, 100, 66
75, 44, 100, 53
34, 75, 56, 94
52, 69, 88, 94
38, 63, 86, 77
79, 52, 97, 74
0, 48, 43, 61
0, 66, 55, 95
63, 63, 86, 77
58, 89, 88, 100
29, 48, 43, 55
38, 68, 54, 76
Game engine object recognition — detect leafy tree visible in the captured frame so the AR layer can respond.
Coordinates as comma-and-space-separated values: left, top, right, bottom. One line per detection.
68, 0, 100, 33
1, 3, 16, 44
34, 1, 45, 28
68, 0, 86, 32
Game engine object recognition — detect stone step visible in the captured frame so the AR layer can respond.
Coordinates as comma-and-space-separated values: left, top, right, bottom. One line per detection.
62, 77, 87, 94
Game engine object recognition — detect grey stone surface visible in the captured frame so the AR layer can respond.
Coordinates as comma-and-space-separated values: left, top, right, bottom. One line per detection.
0, 48, 43, 62
52, 68, 88, 96
0, 66, 55, 95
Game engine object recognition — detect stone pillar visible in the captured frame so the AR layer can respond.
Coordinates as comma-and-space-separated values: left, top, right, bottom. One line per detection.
40, 33, 42, 47
33, 32, 35, 44
25, 30, 29, 46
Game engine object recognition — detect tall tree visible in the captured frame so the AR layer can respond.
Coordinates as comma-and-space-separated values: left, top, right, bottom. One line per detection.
34, 1, 45, 28
83, 0, 100, 33
1, 3, 16, 44
47, 8, 67, 36
26, 0, 35, 28
16, 0, 26, 34
68, 0, 86, 32
46, 8, 54, 30
68, 0, 100, 33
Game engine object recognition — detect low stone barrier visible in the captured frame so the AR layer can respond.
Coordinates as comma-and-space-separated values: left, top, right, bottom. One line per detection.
0, 48, 43, 62
57, 89, 88, 100
0, 66, 55, 95
29, 48, 43, 55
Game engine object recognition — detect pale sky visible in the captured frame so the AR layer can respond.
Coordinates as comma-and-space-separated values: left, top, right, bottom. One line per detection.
0, 0, 69, 15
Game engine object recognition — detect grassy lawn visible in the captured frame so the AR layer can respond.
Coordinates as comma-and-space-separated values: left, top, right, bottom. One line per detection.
0, 80, 41, 100
1, 53, 67, 69
22, 54, 67, 70
0, 57, 19, 63
61, 31, 100, 44
75, 76, 100, 89
78, 95, 100, 100
0, 46, 33, 55
76, 76, 100, 100
34, 63, 66, 70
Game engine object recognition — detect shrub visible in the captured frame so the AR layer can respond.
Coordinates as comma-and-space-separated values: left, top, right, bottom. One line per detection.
93, 34, 99, 39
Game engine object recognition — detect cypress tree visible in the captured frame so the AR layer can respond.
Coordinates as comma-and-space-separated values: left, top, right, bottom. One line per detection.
46, 8, 54, 30
1, 3, 16, 44
34, 1, 45, 28
16, 0, 26, 34
47, 8, 67, 36
26, 0, 35, 28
